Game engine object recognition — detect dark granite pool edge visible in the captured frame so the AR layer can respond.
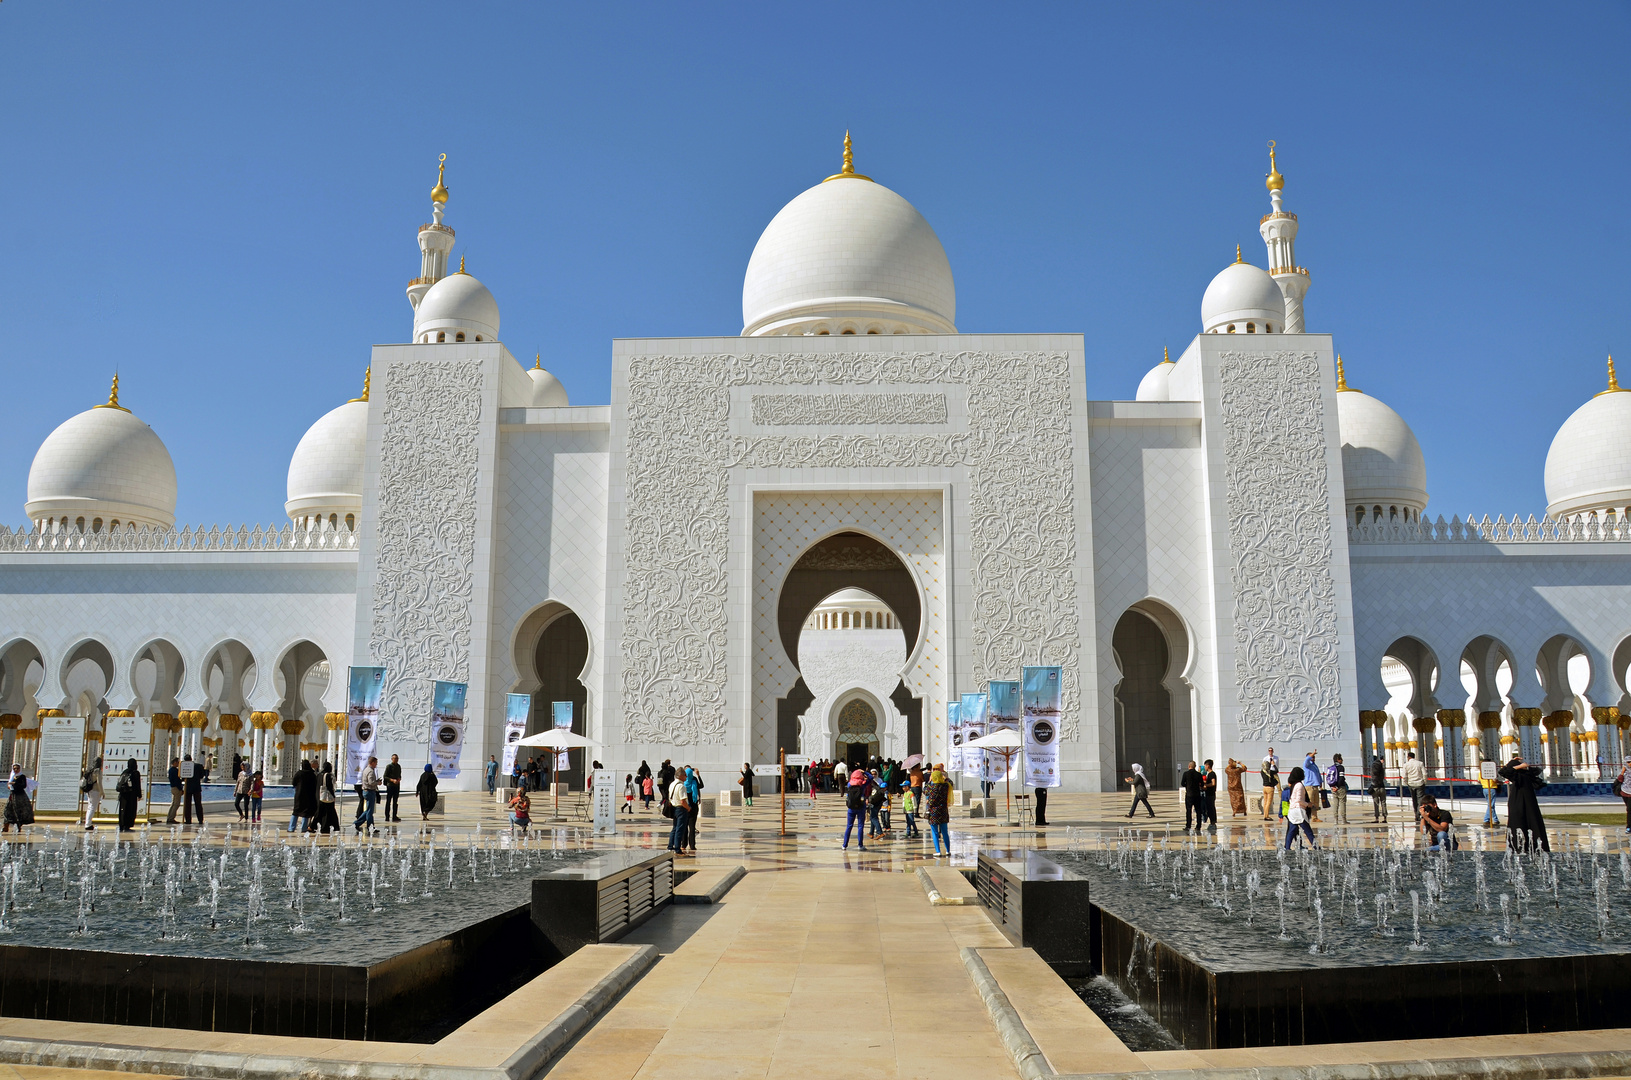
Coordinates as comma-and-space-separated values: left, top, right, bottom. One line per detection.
1053, 1050, 1631, 1080
0, 941, 660, 1080
965, 940, 1631, 1080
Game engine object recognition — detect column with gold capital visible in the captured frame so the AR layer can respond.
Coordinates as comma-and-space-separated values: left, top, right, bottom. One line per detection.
1543, 711, 1575, 775
1435, 710, 1466, 778
0, 714, 20, 771
1591, 707, 1620, 770
1511, 708, 1543, 765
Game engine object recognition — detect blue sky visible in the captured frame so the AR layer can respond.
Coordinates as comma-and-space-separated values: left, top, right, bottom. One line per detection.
1, 3, 1627, 526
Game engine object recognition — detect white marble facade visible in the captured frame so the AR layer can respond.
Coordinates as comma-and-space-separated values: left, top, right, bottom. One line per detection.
6, 145, 1631, 788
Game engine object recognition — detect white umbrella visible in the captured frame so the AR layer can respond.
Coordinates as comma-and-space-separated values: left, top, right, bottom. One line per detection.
967, 728, 1024, 823
514, 730, 600, 817
515, 730, 599, 749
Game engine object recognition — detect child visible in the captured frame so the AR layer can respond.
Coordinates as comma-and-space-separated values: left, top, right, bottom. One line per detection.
509, 788, 531, 832
902, 786, 919, 838
250, 770, 264, 824
234, 767, 253, 821
622, 773, 635, 815
641, 774, 654, 810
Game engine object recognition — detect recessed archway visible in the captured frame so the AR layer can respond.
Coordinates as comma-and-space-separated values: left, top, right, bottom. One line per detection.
1110, 600, 1192, 790
776, 532, 923, 759
519, 603, 590, 789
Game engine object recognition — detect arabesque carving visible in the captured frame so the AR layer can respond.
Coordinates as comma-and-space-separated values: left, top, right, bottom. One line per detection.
621, 350, 1081, 745
751, 392, 947, 427
1218, 350, 1342, 742
369, 360, 483, 739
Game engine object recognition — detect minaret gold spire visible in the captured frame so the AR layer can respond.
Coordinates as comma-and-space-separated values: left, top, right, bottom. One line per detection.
458, 254, 466, 274
1266, 140, 1284, 192
431, 154, 449, 204
349, 367, 371, 403
94, 373, 129, 411
823, 130, 873, 183
1336, 355, 1357, 392
1597, 354, 1625, 396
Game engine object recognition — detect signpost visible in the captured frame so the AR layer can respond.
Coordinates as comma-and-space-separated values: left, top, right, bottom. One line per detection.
35, 715, 86, 816
592, 768, 617, 834
101, 713, 152, 817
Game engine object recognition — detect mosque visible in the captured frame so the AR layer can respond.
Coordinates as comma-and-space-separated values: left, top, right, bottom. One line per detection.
3, 139, 1629, 792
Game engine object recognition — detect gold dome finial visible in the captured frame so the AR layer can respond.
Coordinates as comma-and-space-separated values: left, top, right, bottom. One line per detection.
1265, 140, 1284, 192
94, 372, 130, 411
349, 367, 371, 403
1336, 355, 1358, 393
431, 153, 449, 204
1597, 354, 1626, 396
1234, 244, 1243, 264
823, 130, 873, 183
533, 352, 542, 371
1161, 345, 1172, 366
457, 254, 466, 274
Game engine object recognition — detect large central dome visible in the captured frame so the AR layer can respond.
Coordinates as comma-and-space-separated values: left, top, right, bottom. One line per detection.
742, 144, 955, 337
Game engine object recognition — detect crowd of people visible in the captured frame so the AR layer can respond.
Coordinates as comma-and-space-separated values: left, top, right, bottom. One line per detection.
1121, 745, 1598, 855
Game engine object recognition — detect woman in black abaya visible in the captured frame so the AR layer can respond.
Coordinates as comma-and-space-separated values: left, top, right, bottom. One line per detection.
1498, 755, 1550, 852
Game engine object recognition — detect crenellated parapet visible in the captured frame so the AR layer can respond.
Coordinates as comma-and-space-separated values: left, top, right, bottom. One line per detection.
1350, 513, 1631, 545
0, 521, 358, 553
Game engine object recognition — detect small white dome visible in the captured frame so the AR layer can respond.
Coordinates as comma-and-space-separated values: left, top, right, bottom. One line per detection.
1336, 383, 1428, 519
1136, 360, 1174, 402
413, 271, 499, 343
742, 174, 955, 337
525, 364, 569, 408
1545, 381, 1631, 519
26, 390, 177, 531
286, 397, 368, 526
1201, 259, 1286, 334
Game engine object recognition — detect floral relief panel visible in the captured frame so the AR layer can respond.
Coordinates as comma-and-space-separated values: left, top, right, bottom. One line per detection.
1217, 350, 1343, 742
620, 350, 1083, 745
368, 360, 483, 739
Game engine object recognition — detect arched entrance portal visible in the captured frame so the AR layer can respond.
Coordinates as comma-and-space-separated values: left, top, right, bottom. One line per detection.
835, 695, 879, 765
1111, 602, 1192, 790
515, 604, 590, 789
776, 532, 923, 759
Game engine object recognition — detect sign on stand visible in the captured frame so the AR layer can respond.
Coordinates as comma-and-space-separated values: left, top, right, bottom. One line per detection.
785, 755, 811, 767
101, 714, 152, 809
592, 769, 617, 834
784, 797, 814, 810
35, 715, 86, 815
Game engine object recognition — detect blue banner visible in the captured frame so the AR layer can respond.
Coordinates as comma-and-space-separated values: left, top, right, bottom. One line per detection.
987, 680, 1022, 781
1022, 666, 1062, 788
345, 666, 385, 785
961, 693, 987, 778
429, 680, 467, 779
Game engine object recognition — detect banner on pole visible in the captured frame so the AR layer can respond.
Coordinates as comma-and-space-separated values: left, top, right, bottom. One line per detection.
1022, 666, 1062, 788
947, 701, 962, 774
346, 666, 384, 785
987, 680, 1021, 781
961, 693, 987, 778
428, 680, 467, 779
551, 701, 573, 773
501, 694, 529, 778
35, 714, 86, 814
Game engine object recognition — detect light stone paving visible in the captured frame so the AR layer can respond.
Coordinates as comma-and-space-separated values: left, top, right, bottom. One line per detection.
543, 869, 1017, 1080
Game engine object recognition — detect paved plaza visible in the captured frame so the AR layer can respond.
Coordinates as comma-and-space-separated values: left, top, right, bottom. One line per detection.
2, 789, 1630, 1079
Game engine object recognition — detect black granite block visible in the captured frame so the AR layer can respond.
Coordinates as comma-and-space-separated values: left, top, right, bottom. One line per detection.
531, 849, 674, 964
976, 850, 1093, 976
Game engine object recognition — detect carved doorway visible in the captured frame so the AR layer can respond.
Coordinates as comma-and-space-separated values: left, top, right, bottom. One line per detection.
836, 696, 879, 765
752, 491, 946, 766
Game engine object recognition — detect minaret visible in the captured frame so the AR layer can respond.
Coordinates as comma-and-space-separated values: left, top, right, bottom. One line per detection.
1258, 141, 1310, 333
407, 154, 456, 312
